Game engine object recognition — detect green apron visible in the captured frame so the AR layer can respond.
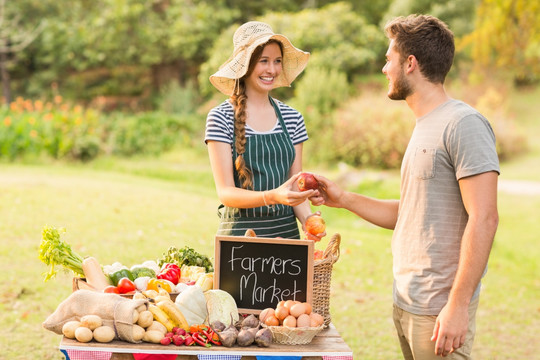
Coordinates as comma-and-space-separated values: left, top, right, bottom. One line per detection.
218, 97, 300, 239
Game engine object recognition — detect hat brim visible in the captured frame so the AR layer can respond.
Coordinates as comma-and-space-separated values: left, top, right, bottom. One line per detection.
210, 34, 310, 96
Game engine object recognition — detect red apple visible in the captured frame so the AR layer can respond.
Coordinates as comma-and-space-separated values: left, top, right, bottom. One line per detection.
297, 172, 319, 191
305, 215, 326, 235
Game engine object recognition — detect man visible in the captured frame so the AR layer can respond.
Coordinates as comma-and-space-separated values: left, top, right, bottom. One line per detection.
311, 15, 499, 359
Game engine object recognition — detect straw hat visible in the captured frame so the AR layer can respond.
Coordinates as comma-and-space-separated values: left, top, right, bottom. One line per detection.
210, 21, 310, 96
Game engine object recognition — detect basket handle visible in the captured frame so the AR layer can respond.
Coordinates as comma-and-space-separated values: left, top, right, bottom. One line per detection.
323, 233, 341, 261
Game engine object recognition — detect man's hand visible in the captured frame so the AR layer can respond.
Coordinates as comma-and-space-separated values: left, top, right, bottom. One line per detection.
309, 174, 345, 208
431, 302, 469, 356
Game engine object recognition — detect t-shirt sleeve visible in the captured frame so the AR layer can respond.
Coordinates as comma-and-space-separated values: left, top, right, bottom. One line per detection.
290, 112, 309, 145
204, 107, 233, 145
275, 100, 308, 145
446, 113, 500, 180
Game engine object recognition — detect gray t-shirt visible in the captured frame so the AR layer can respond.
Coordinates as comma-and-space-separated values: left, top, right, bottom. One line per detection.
393, 99, 500, 315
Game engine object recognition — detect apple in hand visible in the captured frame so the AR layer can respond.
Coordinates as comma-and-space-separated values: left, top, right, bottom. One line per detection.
305, 215, 326, 235
297, 172, 319, 191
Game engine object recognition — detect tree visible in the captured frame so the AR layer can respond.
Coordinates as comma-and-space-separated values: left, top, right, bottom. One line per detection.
458, 0, 540, 84
0, 0, 44, 103
383, 0, 479, 37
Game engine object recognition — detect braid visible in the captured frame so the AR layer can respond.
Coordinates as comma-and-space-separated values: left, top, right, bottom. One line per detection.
231, 81, 253, 190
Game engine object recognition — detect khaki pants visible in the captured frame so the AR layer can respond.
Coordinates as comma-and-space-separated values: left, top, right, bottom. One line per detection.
393, 297, 479, 360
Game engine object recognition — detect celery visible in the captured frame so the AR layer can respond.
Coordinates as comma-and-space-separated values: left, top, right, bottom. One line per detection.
39, 225, 85, 281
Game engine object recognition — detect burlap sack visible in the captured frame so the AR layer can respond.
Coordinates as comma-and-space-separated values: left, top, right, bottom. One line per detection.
43, 289, 148, 343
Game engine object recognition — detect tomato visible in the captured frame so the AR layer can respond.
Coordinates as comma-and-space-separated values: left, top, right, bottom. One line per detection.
117, 277, 136, 294
103, 285, 119, 294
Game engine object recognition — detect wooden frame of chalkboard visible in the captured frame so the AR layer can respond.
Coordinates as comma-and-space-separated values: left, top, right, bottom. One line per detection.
214, 235, 314, 314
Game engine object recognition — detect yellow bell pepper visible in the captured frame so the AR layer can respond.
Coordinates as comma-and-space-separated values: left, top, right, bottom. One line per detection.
147, 278, 172, 293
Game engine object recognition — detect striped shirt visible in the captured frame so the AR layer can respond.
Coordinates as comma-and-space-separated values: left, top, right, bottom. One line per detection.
204, 99, 308, 145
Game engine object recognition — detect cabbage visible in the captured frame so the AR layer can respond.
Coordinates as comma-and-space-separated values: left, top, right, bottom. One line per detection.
204, 289, 239, 326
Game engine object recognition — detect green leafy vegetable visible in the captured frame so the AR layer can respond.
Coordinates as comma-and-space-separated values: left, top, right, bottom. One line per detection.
39, 225, 85, 281
158, 246, 214, 272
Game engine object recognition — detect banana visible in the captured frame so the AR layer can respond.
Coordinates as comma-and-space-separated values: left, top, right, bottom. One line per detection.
143, 289, 159, 299
154, 295, 171, 303
157, 300, 189, 331
158, 288, 171, 299
148, 304, 174, 332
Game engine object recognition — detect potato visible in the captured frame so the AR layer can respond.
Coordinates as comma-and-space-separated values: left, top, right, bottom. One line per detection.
142, 330, 164, 344
258, 308, 274, 324
137, 310, 153, 328
147, 321, 167, 335
310, 312, 324, 327
93, 326, 115, 343
132, 310, 139, 324
62, 321, 82, 339
132, 324, 146, 342
80, 314, 102, 330
75, 326, 93, 343
296, 313, 311, 328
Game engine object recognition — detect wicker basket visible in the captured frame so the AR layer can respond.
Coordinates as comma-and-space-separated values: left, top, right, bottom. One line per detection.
312, 233, 341, 326
263, 324, 325, 345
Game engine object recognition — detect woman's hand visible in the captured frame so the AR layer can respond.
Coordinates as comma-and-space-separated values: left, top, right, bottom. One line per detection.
268, 173, 318, 207
302, 211, 326, 242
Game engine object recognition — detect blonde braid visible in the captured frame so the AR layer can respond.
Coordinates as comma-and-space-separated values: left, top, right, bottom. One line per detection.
231, 81, 253, 190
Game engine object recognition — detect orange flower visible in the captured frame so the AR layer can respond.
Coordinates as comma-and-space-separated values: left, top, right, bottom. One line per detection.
34, 100, 44, 112
10, 102, 19, 112
54, 95, 63, 104
3, 116, 11, 126
29, 129, 38, 138
28, 116, 36, 125
44, 113, 53, 122
24, 99, 33, 112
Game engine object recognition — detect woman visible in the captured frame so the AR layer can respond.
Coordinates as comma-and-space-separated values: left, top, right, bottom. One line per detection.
205, 21, 324, 241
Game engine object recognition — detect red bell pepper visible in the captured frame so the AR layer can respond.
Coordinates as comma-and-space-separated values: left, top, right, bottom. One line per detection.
157, 263, 181, 285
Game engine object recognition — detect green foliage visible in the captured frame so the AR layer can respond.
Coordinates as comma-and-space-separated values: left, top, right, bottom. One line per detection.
289, 66, 350, 148
473, 87, 528, 161
108, 111, 199, 156
325, 89, 414, 168
199, 2, 386, 97
0, 97, 102, 161
383, 0, 478, 37
157, 81, 201, 116
458, 0, 540, 84
12, 0, 238, 101
0, 95, 203, 161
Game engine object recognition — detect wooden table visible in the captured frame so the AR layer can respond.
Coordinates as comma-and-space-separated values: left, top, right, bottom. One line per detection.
59, 324, 353, 359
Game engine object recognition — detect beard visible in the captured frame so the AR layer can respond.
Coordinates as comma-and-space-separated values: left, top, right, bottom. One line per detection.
388, 69, 413, 100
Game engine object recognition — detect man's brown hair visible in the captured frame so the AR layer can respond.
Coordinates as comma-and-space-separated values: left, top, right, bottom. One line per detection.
385, 14, 454, 84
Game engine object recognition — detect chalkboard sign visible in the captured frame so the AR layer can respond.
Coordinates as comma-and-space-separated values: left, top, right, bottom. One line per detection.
214, 235, 314, 314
